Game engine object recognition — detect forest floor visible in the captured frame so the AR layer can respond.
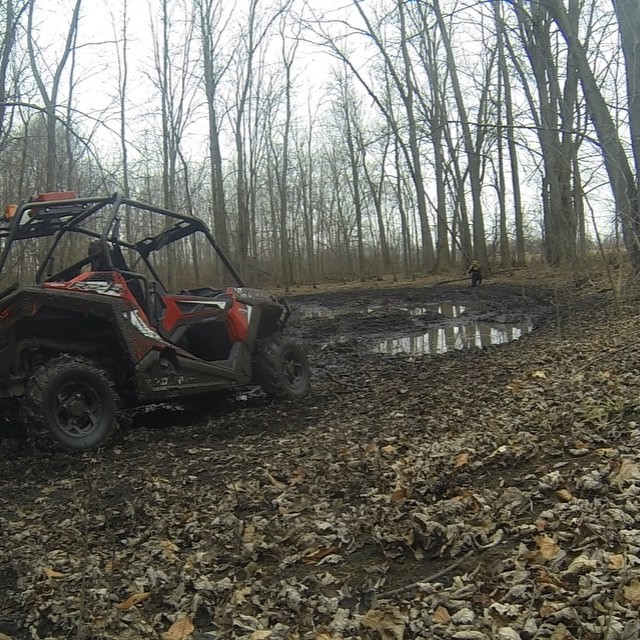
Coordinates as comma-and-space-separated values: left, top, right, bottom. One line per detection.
2, 266, 640, 640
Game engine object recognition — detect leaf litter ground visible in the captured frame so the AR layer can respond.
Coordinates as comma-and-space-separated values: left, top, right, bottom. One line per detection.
2, 272, 640, 640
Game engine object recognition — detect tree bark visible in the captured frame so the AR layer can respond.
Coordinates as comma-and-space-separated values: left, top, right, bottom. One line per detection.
545, 0, 640, 275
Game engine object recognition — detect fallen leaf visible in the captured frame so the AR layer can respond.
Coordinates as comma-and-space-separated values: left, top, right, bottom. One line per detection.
623, 579, 640, 605
506, 378, 525, 391
249, 632, 272, 640
611, 459, 640, 485
381, 445, 396, 454
161, 617, 195, 640
264, 470, 286, 489
535, 535, 560, 560
231, 586, 252, 605
161, 539, 179, 561
536, 569, 565, 590
555, 489, 573, 502
302, 546, 339, 564
609, 554, 625, 570
361, 608, 406, 640
595, 448, 618, 458
530, 370, 546, 379
115, 592, 151, 610
432, 606, 451, 624
549, 623, 575, 640
243, 523, 257, 543
390, 487, 407, 503
43, 567, 64, 579
365, 442, 378, 455
565, 555, 597, 575
497, 628, 523, 640
289, 466, 306, 484
453, 451, 469, 469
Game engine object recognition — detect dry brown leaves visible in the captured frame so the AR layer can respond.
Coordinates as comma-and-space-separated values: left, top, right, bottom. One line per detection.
2, 283, 640, 639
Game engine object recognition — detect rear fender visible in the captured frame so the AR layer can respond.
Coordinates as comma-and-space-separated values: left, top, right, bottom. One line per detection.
226, 296, 249, 343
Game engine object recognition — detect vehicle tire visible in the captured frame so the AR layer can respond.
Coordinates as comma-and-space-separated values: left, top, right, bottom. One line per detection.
255, 334, 310, 400
25, 355, 118, 450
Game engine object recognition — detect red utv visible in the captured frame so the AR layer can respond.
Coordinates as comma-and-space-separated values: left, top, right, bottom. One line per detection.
0, 192, 310, 450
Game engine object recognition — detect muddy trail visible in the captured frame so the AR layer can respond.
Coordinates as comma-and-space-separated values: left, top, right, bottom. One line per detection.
2, 277, 640, 640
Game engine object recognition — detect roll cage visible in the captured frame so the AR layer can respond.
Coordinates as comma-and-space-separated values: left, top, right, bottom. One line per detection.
0, 192, 244, 291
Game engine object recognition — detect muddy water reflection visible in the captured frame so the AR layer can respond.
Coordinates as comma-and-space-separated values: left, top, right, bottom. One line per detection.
302, 302, 469, 319
407, 302, 467, 318
376, 322, 532, 355
298, 301, 533, 355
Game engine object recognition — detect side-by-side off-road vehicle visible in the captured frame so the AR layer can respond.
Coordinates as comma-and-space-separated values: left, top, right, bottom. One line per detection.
0, 192, 310, 450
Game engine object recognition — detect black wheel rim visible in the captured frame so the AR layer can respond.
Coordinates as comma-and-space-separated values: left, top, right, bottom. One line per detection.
283, 349, 306, 390
53, 380, 103, 438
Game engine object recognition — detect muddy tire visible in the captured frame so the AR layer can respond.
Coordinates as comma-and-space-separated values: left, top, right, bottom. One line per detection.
256, 334, 310, 400
25, 355, 118, 450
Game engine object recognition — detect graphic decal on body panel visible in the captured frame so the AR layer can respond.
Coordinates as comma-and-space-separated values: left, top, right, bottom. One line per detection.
71, 282, 123, 295
177, 299, 229, 309
45, 281, 124, 296
123, 309, 168, 342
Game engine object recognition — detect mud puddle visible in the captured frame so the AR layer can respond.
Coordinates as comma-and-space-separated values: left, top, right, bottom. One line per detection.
294, 297, 535, 355
376, 302, 532, 354
375, 321, 532, 355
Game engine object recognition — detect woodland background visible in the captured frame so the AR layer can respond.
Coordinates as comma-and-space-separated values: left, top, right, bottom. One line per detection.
0, 0, 639, 288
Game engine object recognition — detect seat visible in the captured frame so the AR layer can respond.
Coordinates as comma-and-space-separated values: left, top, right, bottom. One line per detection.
109, 244, 150, 315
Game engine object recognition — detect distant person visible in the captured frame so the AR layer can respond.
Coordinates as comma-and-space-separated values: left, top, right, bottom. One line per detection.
468, 260, 482, 287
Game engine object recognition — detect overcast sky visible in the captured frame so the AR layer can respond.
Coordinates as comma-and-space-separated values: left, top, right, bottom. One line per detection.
26, 0, 351, 159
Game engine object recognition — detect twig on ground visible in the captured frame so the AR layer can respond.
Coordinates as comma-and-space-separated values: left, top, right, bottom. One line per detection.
376, 550, 475, 600
574, 340, 640, 374
322, 368, 360, 388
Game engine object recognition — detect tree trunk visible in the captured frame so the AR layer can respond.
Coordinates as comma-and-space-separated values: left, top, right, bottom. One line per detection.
27, 0, 82, 191
432, 0, 488, 266
545, 0, 640, 275
198, 0, 229, 255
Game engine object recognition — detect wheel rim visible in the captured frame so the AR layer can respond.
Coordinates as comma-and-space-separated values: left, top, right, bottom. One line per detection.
283, 349, 306, 390
53, 380, 103, 438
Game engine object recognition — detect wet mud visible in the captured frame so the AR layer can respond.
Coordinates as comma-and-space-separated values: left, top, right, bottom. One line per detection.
287, 282, 544, 357
0, 279, 563, 638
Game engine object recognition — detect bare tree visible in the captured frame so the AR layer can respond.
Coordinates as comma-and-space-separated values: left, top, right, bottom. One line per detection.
231, 0, 289, 277
196, 0, 233, 253
406, 0, 451, 270
0, 1, 28, 155
276, 17, 298, 290
493, 0, 525, 265
432, 0, 488, 267
493, 1, 512, 269
545, 0, 640, 275
109, 0, 131, 200
150, 0, 199, 287
26, 0, 82, 190
350, 0, 436, 271
613, 0, 640, 178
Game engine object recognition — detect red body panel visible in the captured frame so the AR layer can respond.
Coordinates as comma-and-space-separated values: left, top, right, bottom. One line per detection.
226, 298, 249, 343
43, 271, 147, 321
160, 295, 225, 334
32, 191, 77, 202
